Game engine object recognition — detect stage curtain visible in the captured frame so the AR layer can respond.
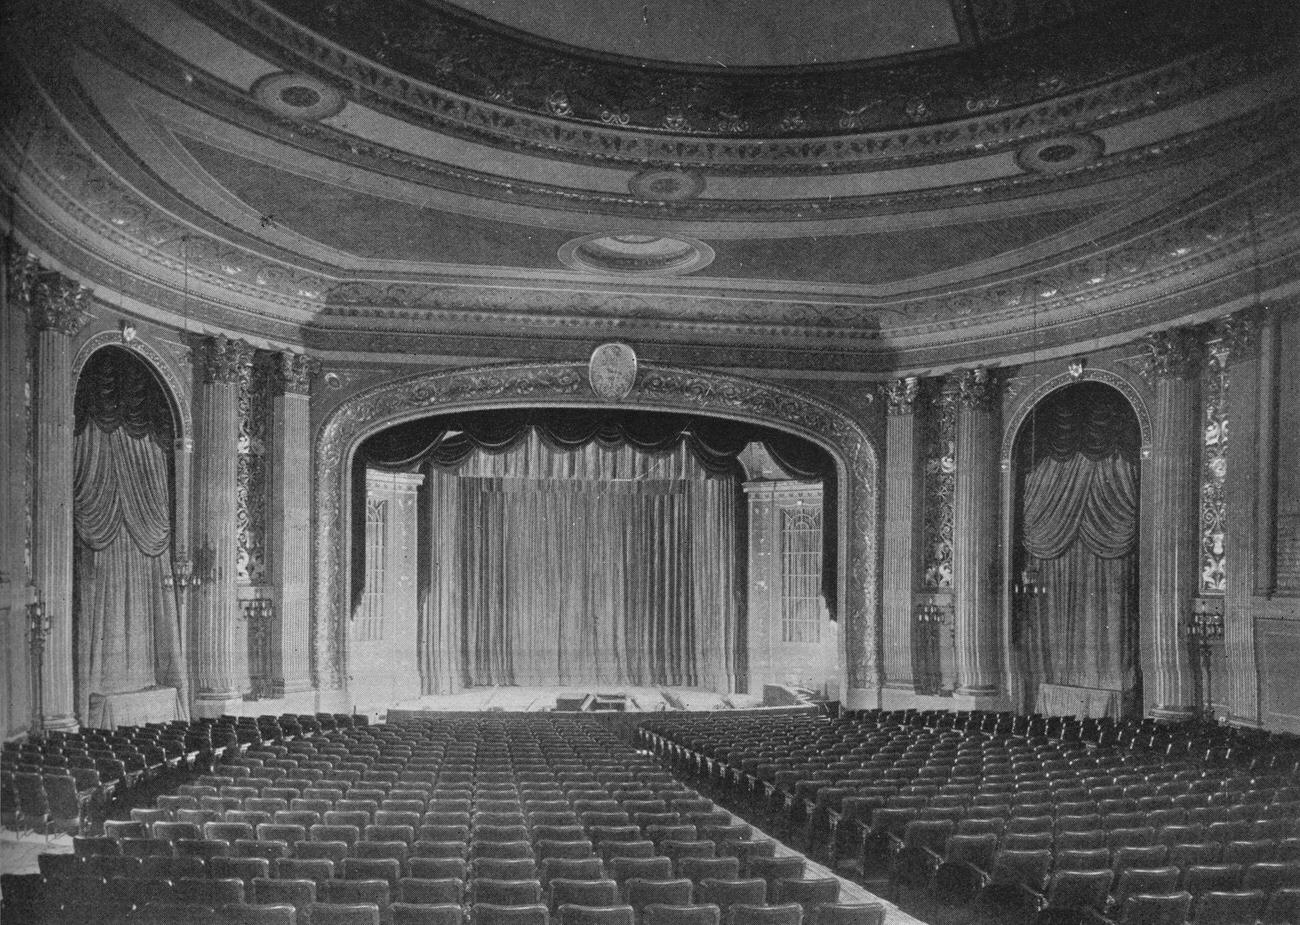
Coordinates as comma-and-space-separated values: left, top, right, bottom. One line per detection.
420, 430, 739, 692
359, 408, 833, 618
1015, 384, 1139, 704
73, 350, 188, 721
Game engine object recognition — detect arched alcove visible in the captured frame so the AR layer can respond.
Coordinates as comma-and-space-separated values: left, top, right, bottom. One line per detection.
1004, 378, 1145, 718
313, 363, 880, 707
72, 345, 189, 725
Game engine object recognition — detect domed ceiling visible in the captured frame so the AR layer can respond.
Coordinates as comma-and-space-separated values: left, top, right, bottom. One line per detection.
2, 0, 1298, 375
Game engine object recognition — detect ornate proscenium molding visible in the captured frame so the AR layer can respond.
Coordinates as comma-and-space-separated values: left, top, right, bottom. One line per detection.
312, 363, 879, 699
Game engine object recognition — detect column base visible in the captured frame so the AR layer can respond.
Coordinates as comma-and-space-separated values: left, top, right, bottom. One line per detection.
192, 695, 247, 719
883, 681, 917, 692
1149, 704, 1196, 722
39, 713, 79, 733
1226, 713, 1263, 728
842, 688, 881, 711
956, 684, 1000, 697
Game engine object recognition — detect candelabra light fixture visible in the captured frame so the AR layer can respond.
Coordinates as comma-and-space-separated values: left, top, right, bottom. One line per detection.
164, 555, 201, 590
1186, 609, 1224, 641
915, 602, 946, 624
27, 586, 49, 737
1187, 601, 1224, 722
1015, 563, 1046, 599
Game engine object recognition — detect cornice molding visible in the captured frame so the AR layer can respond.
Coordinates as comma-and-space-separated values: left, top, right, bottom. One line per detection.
194, 0, 1292, 155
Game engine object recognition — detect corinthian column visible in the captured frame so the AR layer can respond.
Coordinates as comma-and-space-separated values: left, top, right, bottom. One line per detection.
31, 272, 91, 730
191, 335, 254, 716
952, 367, 1000, 697
1143, 328, 1201, 720
269, 351, 318, 698
1221, 309, 1265, 725
882, 377, 921, 697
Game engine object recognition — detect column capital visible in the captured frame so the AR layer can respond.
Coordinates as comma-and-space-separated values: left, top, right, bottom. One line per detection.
1141, 326, 1203, 381
196, 334, 255, 383
884, 376, 921, 415
1217, 306, 1269, 364
955, 367, 997, 411
274, 351, 321, 395
31, 273, 92, 335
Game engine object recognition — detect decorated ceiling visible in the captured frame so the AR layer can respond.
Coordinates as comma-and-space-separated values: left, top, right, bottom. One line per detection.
1, 0, 1298, 374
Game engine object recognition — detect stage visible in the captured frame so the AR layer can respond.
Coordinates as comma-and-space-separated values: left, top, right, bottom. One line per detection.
373, 685, 769, 722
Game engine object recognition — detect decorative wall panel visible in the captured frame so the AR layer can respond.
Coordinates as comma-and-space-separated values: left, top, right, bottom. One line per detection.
1199, 343, 1229, 594
922, 380, 957, 590
236, 355, 271, 586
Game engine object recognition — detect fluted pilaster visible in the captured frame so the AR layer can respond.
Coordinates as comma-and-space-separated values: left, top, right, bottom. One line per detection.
953, 367, 1000, 696
191, 335, 254, 713
1143, 327, 1201, 719
1221, 309, 1266, 725
270, 351, 318, 694
31, 272, 90, 730
882, 377, 921, 691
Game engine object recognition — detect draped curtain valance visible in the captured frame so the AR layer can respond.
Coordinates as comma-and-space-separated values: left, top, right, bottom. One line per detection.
356, 408, 837, 616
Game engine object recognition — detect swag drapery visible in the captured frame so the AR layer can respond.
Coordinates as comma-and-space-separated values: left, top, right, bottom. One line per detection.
73, 349, 187, 721
357, 410, 835, 693
1014, 383, 1140, 710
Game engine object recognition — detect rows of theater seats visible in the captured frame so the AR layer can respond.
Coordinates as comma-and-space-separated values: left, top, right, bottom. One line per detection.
1, 713, 361, 837
640, 709, 1300, 925
8, 714, 884, 925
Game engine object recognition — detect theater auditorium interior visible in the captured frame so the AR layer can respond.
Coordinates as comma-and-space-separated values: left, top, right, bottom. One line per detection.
2, 0, 1300, 922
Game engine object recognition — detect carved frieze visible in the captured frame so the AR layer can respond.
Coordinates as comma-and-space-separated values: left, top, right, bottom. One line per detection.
203, 0, 1287, 146
196, 334, 255, 384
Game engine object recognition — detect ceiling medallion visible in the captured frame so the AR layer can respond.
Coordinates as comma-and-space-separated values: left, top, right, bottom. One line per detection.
251, 72, 346, 121
1016, 133, 1105, 173
588, 343, 638, 401
559, 233, 715, 277
629, 168, 706, 202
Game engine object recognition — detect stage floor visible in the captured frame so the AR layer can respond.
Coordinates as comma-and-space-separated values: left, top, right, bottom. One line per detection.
380, 685, 765, 720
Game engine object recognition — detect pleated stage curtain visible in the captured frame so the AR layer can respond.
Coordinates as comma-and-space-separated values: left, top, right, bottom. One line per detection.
1014, 383, 1140, 712
73, 349, 188, 722
421, 429, 740, 693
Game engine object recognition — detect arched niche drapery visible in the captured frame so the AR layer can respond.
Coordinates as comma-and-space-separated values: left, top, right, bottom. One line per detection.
314, 363, 880, 707
72, 344, 190, 724
998, 368, 1153, 715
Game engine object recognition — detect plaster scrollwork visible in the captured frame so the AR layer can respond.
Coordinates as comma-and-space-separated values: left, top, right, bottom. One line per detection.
313, 363, 880, 695
956, 367, 998, 411
999, 367, 1154, 468
1216, 305, 1269, 363
3, 242, 41, 307
276, 351, 321, 395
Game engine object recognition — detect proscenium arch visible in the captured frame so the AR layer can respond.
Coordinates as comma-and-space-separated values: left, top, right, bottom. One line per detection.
996, 367, 1152, 709
313, 362, 880, 707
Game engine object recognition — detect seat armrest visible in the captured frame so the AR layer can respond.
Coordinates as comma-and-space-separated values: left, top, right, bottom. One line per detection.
1017, 882, 1048, 913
